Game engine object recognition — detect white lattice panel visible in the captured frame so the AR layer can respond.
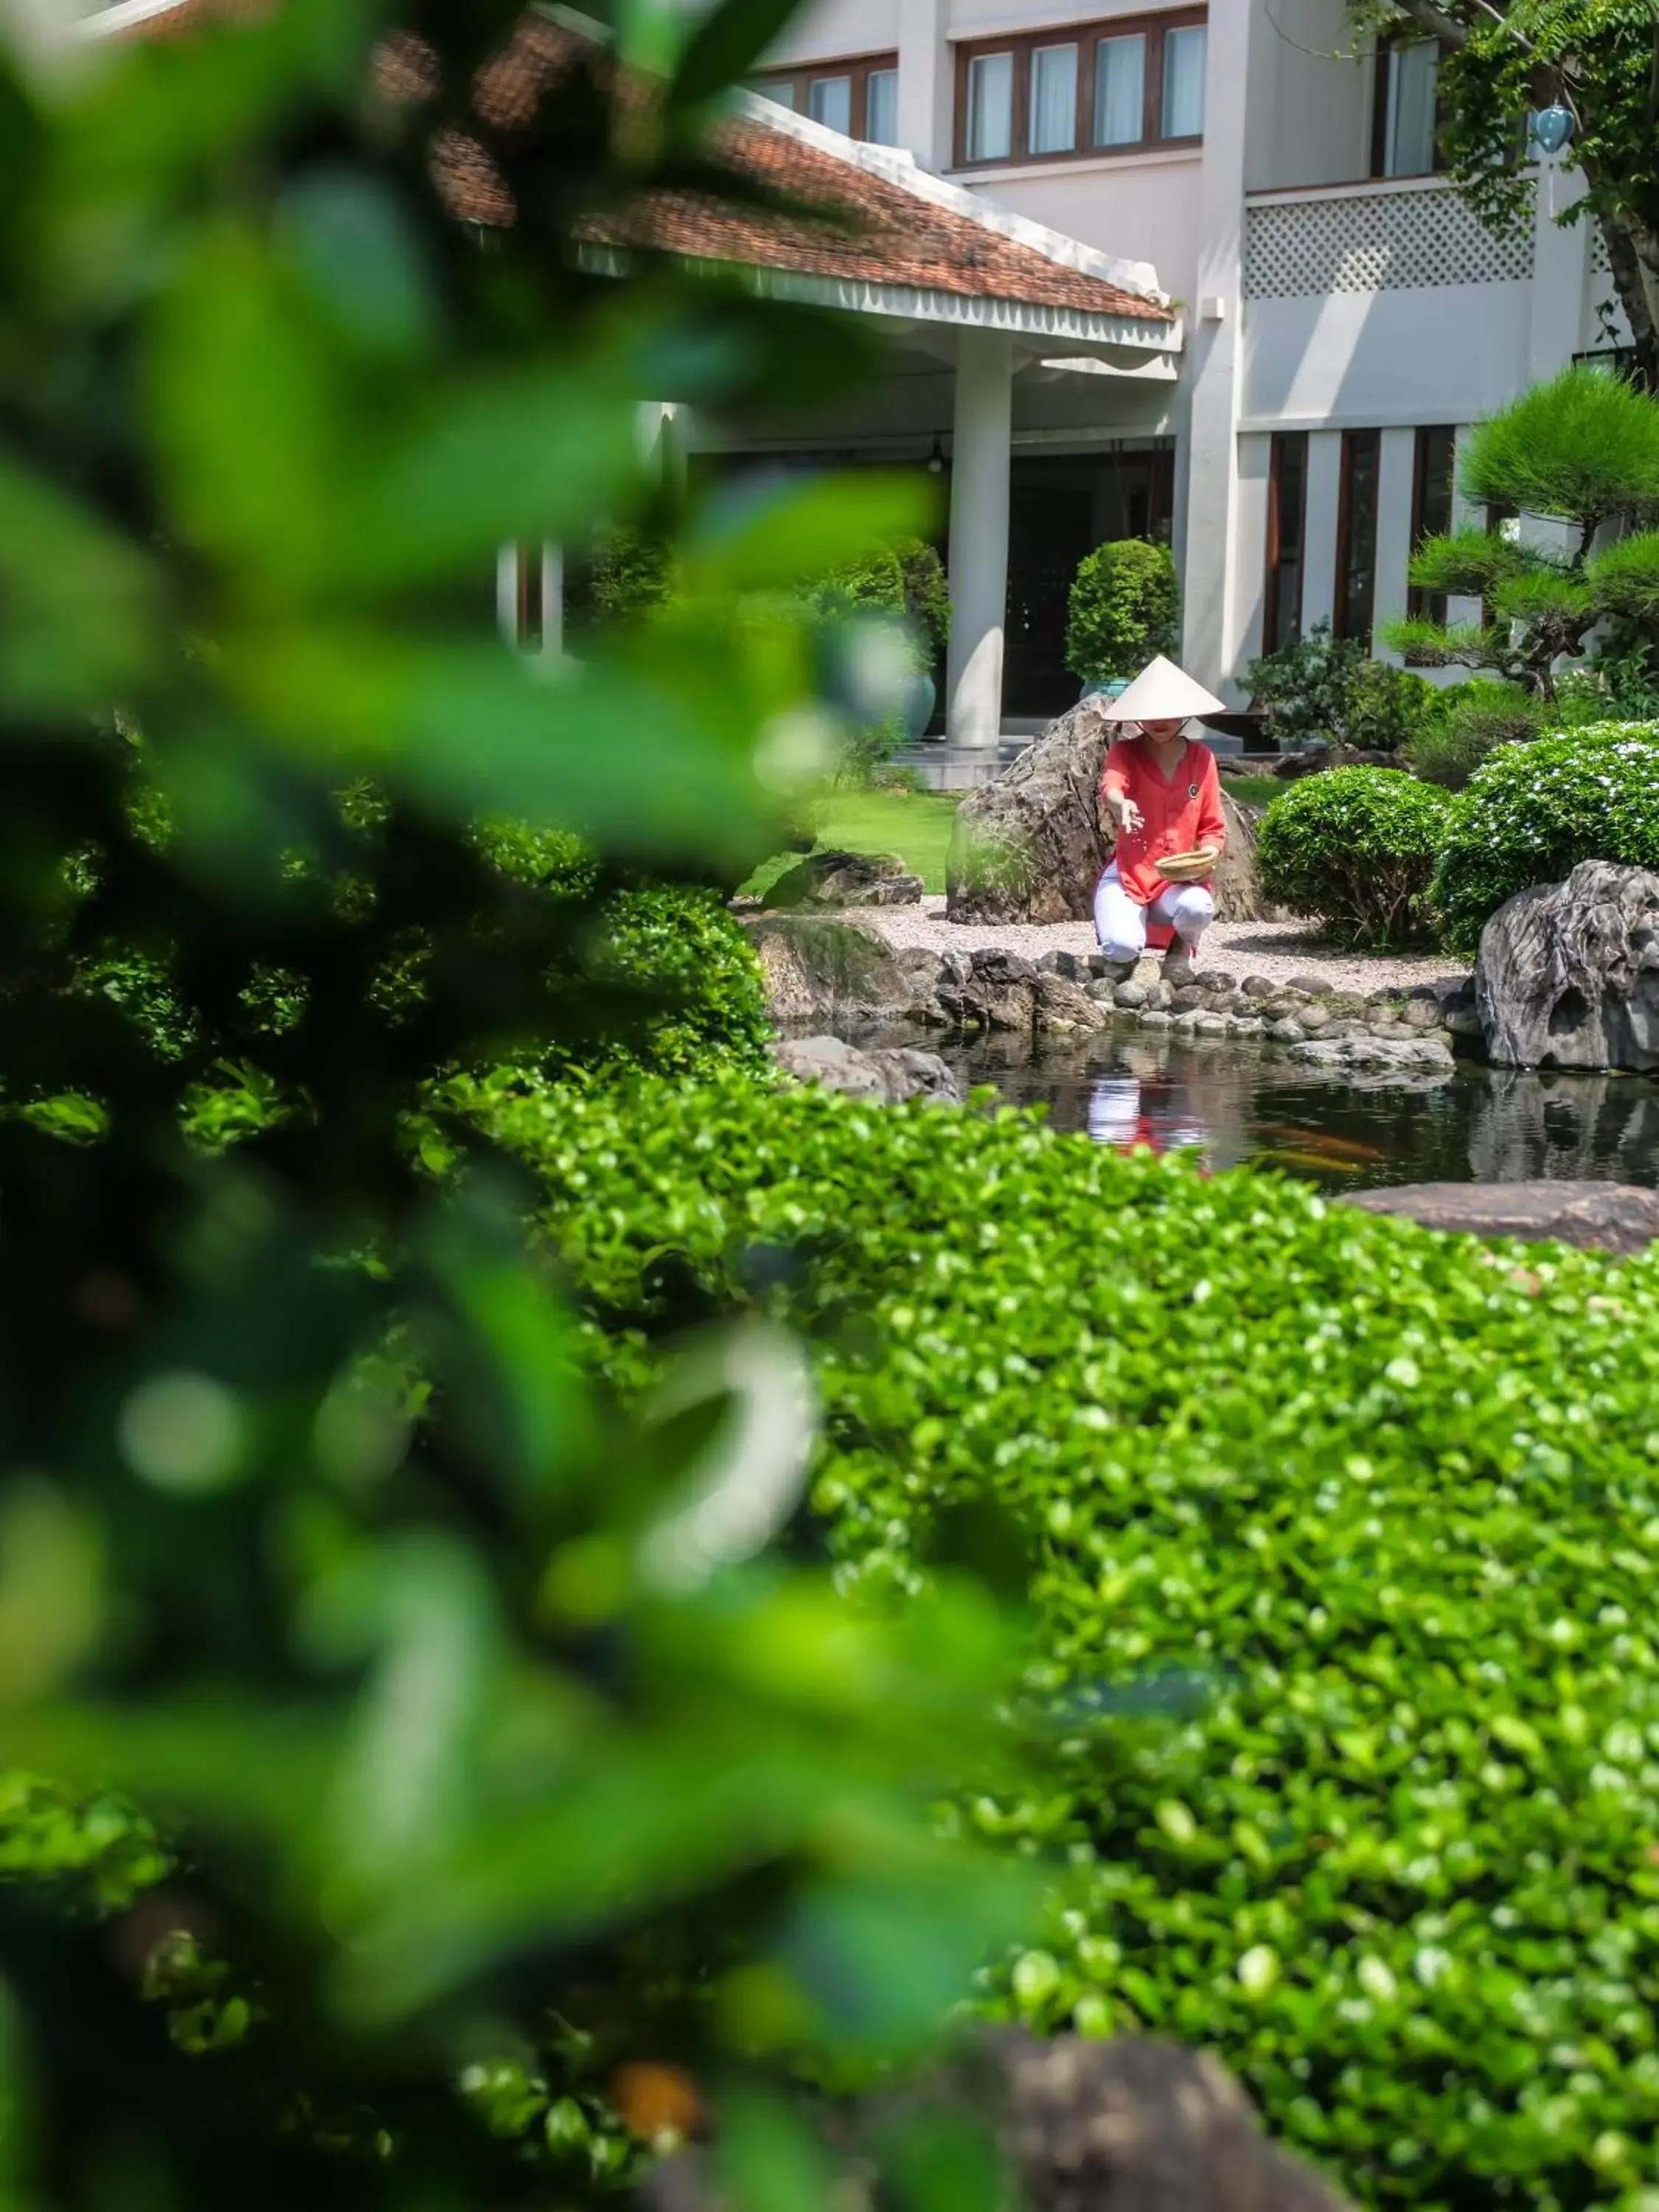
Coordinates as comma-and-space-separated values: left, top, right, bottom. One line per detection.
1590, 224, 1612, 276
1244, 182, 1534, 299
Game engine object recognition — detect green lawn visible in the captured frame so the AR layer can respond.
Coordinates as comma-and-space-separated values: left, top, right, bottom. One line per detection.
744, 788, 961, 899
1221, 773, 1284, 810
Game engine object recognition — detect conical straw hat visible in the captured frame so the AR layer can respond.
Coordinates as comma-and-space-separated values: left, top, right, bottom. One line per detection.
1097, 654, 1225, 723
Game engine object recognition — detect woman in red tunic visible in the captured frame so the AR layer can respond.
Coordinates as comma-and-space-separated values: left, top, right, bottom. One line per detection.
1093, 655, 1228, 984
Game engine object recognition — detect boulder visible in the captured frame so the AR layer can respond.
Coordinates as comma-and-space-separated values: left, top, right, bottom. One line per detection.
644, 2031, 1351, 2212
1349, 1179, 1659, 1254
772, 1034, 962, 1105
945, 703, 1280, 925
765, 847, 923, 908
1288, 1035, 1453, 1074
1477, 860, 1659, 1071
937, 947, 1042, 1032
745, 914, 925, 1026
1035, 971, 1108, 1032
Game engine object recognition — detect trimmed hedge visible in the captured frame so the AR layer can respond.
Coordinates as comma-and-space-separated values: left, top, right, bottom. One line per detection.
1256, 768, 1453, 946
456, 1068, 1659, 2212
1065, 539, 1180, 684
1433, 721, 1659, 955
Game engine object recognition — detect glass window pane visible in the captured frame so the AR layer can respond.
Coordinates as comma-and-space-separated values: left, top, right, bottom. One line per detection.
865, 66, 899, 145
1386, 40, 1437, 174
752, 76, 795, 108
1337, 431, 1380, 642
967, 52, 1015, 160
1161, 24, 1206, 138
807, 74, 853, 133
1029, 42, 1079, 153
1093, 35, 1146, 146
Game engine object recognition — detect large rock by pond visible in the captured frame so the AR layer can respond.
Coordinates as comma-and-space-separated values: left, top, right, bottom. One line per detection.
744, 914, 931, 1026
644, 2031, 1351, 2212
1349, 1179, 1659, 1254
772, 1034, 961, 1104
945, 700, 1276, 928
765, 847, 923, 908
1476, 859, 1659, 1071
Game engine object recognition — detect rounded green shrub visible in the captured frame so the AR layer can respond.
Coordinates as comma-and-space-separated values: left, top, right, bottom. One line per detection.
1065, 538, 1180, 684
1406, 680, 1543, 790
1256, 767, 1453, 945
461, 1067, 1659, 2212
1433, 721, 1659, 954
893, 536, 951, 662
475, 821, 772, 1077
589, 525, 675, 625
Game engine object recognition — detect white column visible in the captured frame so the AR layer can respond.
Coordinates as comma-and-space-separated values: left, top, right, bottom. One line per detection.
1178, 0, 1250, 695
946, 330, 1013, 750
1371, 425, 1418, 661
1231, 431, 1271, 669
897, 0, 950, 169
1299, 430, 1343, 635
1447, 423, 1483, 636
1530, 167, 1591, 384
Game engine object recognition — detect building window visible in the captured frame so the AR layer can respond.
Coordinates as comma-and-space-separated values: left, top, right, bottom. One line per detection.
1030, 42, 1079, 154
1370, 38, 1441, 177
1263, 432, 1309, 654
1409, 423, 1455, 622
752, 52, 900, 145
1333, 429, 1381, 643
956, 12, 1206, 167
866, 66, 899, 145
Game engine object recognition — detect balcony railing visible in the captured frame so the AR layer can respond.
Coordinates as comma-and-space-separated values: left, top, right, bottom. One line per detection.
1244, 175, 1534, 301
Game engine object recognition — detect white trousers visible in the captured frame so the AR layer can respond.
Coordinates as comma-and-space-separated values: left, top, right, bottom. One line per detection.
1093, 864, 1214, 964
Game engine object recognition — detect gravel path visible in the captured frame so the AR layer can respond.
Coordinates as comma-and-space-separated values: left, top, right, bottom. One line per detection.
863, 899, 1470, 996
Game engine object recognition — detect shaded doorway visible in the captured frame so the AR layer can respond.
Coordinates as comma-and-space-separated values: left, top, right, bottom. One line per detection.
1003, 445, 1174, 720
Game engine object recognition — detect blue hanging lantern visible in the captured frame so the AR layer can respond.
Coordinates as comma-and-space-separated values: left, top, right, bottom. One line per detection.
1531, 103, 1573, 156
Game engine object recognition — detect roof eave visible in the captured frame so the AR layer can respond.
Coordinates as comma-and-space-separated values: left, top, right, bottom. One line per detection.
577, 243, 1180, 352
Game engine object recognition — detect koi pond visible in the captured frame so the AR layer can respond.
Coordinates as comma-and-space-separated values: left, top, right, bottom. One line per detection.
922, 1029, 1659, 1192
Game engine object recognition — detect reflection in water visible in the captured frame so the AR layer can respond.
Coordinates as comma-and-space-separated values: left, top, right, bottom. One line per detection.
919, 1028, 1659, 1192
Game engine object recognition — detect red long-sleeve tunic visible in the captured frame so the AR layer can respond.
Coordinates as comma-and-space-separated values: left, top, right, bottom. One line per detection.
1099, 738, 1227, 905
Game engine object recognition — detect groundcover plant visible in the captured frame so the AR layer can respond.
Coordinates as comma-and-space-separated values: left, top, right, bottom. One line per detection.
459, 1065, 1659, 2212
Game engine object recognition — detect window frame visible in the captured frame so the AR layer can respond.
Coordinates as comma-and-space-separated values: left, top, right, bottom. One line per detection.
953, 9, 1207, 170
1408, 423, 1456, 623
1368, 33, 1446, 180
1263, 431, 1310, 656
1332, 428, 1382, 644
752, 51, 900, 143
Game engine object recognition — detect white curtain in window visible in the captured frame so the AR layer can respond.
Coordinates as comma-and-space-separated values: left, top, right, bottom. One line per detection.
966, 51, 1014, 160
1161, 24, 1206, 138
1386, 40, 1438, 175
1029, 43, 1078, 153
865, 66, 898, 144
1093, 34, 1144, 145
807, 74, 853, 134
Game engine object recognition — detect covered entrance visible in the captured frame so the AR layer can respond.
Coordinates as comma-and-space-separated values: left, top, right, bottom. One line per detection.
1003, 445, 1175, 721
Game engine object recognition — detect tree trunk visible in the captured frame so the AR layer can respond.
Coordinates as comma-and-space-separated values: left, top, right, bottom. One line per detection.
1593, 206, 1659, 391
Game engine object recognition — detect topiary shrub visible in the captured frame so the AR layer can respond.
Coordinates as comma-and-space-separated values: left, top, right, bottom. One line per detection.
457, 1065, 1659, 2212
1406, 680, 1543, 790
893, 536, 951, 663
1433, 720, 1659, 953
1065, 538, 1180, 684
1255, 766, 1453, 945
589, 524, 675, 625
1344, 658, 1448, 754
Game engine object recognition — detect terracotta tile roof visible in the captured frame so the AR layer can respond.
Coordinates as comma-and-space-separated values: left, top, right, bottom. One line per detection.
113, 2, 1171, 326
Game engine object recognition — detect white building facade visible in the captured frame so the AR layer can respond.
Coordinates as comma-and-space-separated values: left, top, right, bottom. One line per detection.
734, 0, 1630, 732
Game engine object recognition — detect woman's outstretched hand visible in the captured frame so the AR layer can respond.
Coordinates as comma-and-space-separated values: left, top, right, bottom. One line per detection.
1107, 793, 1144, 835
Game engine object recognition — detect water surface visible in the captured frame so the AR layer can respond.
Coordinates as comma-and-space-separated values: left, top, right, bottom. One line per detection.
916, 1029, 1659, 1192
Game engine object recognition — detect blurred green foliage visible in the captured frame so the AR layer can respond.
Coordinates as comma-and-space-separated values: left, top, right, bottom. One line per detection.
464, 1065, 1659, 2212
0, 4, 1026, 2208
